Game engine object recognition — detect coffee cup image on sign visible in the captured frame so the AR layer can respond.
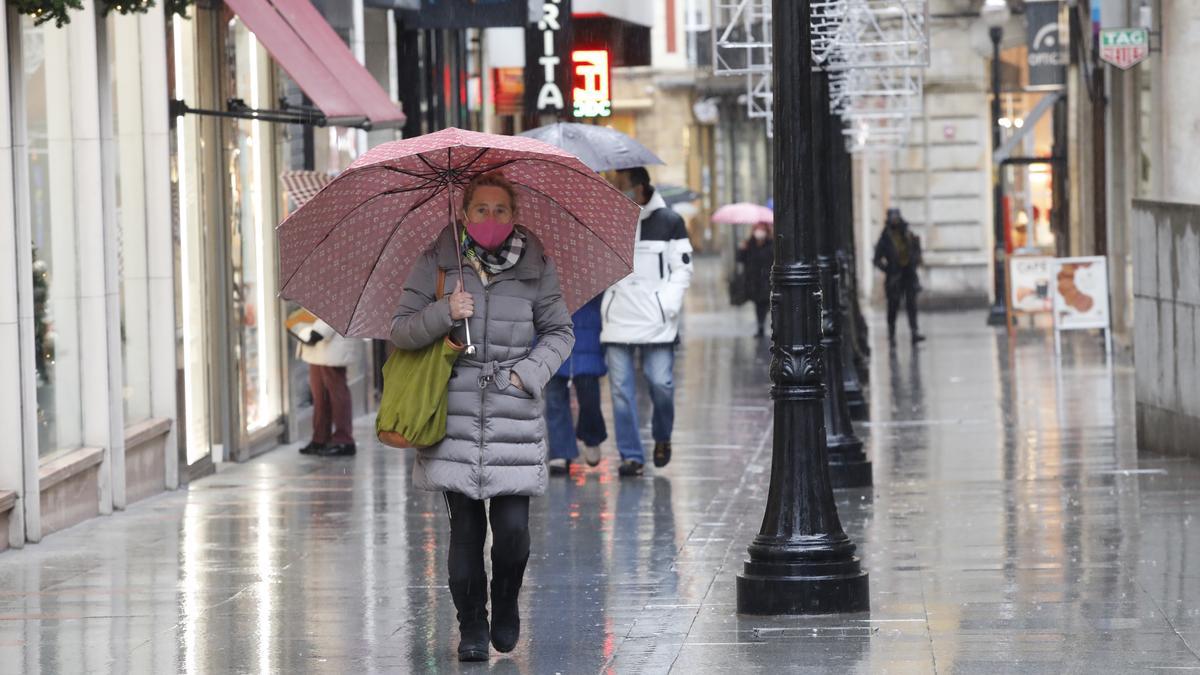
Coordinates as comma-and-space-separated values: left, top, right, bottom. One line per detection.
1056, 263, 1096, 314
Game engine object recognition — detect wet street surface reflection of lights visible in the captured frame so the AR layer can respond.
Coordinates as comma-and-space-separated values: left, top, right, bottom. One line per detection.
0, 260, 1198, 673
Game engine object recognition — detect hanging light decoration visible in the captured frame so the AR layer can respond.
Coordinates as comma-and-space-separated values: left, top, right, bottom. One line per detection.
100, 0, 156, 16
14, 0, 194, 27
13, 0, 84, 27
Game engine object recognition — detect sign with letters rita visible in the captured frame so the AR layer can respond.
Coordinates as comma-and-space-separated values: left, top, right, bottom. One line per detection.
1099, 27, 1150, 70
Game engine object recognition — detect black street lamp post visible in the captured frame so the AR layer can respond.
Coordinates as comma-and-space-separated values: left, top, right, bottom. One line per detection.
834, 138, 869, 421
736, 0, 870, 616
984, 0, 1011, 326
815, 70, 872, 489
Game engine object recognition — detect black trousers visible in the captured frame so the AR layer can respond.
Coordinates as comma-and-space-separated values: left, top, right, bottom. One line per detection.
753, 300, 769, 332
444, 492, 530, 624
886, 278, 919, 337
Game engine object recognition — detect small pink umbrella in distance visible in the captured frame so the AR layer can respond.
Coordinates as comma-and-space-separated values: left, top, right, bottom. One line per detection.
712, 202, 775, 225
277, 127, 642, 340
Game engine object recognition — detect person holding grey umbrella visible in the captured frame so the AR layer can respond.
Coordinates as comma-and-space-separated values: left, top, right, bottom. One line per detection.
520, 122, 664, 172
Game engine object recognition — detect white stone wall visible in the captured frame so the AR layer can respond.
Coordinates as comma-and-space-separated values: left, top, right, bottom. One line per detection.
1158, 4, 1200, 204
1132, 199, 1200, 459
876, 7, 993, 306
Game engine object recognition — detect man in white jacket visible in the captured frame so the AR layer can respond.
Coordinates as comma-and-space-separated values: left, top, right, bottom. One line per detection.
297, 318, 360, 457
601, 167, 694, 477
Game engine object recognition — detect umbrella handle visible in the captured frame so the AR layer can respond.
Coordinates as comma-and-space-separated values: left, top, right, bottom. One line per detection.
463, 320, 476, 356
451, 192, 478, 357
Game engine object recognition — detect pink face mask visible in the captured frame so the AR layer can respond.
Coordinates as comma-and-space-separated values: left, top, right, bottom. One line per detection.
465, 217, 514, 252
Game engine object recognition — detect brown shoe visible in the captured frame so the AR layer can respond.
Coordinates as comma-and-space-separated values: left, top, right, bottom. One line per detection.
653, 442, 672, 468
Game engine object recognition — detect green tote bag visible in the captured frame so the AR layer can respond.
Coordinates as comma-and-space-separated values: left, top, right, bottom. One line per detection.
376, 269, 465, 449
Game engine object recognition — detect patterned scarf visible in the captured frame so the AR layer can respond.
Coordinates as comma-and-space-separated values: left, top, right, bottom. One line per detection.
462, 226, 526, 275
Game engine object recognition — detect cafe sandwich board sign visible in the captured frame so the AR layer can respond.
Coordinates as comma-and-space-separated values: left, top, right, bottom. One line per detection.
1099, 27, 1150, 70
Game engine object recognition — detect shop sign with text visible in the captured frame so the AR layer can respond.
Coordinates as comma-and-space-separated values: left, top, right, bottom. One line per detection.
525, 0, 573, 116
1099, 28, 1150, 70
571, 49, 611, 118
1026, 0, 1067, 88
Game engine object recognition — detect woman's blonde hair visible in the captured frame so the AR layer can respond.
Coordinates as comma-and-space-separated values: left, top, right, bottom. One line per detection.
463, 171, 519, 214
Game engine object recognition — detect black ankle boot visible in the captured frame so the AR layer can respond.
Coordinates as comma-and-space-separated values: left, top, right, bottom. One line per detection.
458, 615, 490, 662
451, 574, 490, 662
490, 579, 521, 653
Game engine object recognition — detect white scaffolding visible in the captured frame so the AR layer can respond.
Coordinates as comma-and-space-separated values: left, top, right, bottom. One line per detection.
712, 0, 773, 76
711, 0, 930, 151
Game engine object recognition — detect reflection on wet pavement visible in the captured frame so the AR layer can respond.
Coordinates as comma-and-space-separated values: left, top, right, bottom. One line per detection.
1, 264, 1198, 673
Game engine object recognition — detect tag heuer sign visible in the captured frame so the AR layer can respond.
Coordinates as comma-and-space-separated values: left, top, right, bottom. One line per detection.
1100, 28, 1150, 70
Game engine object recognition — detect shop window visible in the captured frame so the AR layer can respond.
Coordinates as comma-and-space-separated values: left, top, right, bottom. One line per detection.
106, 13, 154, 426
21, 18, 84, 458
227, 21, 283, 433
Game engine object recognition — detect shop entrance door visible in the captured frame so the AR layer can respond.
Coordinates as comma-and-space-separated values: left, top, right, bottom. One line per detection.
173, 7, 286, 470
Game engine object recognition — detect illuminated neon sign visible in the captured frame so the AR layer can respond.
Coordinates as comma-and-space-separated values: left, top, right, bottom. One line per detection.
572, 49, 611, 118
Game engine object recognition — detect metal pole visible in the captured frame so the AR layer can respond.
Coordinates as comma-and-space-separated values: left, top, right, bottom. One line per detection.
837, 135, 869, 421
987, 26, 1008, 326
816, 70, 871, 489
736, 0, 869, 616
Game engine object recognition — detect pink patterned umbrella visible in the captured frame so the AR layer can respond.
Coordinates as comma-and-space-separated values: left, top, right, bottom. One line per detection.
712, 202, 774, 225
277, 127, 641, 339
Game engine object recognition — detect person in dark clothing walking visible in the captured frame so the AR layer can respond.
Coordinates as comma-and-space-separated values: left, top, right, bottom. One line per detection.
545, 294, 608, 474
874, 208, 925, 346
737, 221, 774, 337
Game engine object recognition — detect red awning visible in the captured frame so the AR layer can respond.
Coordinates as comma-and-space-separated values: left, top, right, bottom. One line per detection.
224, 0, 405, 129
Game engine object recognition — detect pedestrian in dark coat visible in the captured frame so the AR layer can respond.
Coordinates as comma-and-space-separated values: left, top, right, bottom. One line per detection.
390, 172, 574, 662
873, 207, 925, 345
737, 221, 774, 336
545, 294, 608, 474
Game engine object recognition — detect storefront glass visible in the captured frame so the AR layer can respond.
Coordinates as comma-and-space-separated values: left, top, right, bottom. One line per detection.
227, 21, 283, 434
172, 14, 214, 467
21, 17, 83, 457
107, 13, 154, 425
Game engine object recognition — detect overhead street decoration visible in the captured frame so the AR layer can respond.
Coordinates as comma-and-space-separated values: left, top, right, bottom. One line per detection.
712, 0, 931, 150
1099, 27, 1150, 70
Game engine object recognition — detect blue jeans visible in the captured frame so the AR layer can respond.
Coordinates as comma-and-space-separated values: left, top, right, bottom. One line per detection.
544, 375, 608, 460
605, 343, 675, 464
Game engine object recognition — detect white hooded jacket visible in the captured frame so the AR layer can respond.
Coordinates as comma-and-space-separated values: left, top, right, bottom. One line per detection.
600, 190, 694, 344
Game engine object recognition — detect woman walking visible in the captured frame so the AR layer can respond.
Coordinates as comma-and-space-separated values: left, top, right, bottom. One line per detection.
391, 172, 574, 662
737, 221, 774, 336
545, 294, 608, 474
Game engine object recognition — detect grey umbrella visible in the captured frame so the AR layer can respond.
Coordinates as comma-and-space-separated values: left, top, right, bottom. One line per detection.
519, 122, 664, 173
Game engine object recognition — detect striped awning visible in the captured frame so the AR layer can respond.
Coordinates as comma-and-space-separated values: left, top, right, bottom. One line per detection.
280, 170, 333, 208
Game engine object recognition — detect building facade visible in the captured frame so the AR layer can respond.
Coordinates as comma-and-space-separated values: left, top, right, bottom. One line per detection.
0, 0, 404, 552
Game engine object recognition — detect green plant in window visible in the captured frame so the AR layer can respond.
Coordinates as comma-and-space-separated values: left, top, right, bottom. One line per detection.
13, 0, 84, 27
166, 0, 196, 19
100, 0, 155, 16
31, 246, 53, 379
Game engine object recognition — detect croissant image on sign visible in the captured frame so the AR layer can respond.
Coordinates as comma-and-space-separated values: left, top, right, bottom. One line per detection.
1051, 257, 1110, 331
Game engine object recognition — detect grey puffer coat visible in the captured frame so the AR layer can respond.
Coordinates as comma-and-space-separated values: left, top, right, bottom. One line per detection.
391, 226, 574, 500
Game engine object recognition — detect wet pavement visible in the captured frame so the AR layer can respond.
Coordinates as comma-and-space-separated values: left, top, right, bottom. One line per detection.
2, 260, 1200, 673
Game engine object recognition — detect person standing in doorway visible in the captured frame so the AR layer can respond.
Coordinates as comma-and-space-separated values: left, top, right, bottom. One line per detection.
601, 167, 695, 477
873, 207, 925, 346
298, 318, 360, 457
737, 221, 774, 337
545, 294, 608, 475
